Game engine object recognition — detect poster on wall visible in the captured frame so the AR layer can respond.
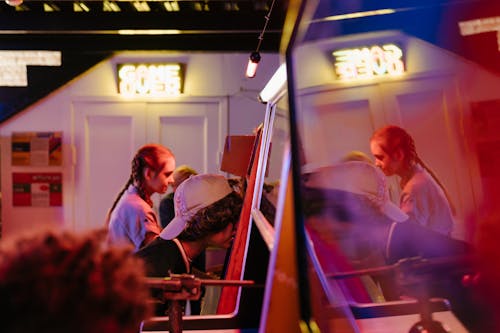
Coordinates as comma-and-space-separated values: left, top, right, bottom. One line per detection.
12, 172, 62, 206
11, 132, 62, 166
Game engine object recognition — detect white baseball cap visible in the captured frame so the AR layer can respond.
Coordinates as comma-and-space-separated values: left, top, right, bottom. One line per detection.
305, 161, 408, 222
159, 174, 233, 240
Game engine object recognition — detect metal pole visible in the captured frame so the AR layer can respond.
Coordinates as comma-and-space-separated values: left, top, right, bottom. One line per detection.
168, 300, 183, 333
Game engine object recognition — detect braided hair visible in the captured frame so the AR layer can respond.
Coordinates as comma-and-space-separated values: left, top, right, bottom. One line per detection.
105, 144, 175, 226
371, 125, 456, 215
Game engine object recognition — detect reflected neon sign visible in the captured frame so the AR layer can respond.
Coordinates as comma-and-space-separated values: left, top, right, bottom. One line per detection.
332, 44, 405, 80
118, 63, 184, 96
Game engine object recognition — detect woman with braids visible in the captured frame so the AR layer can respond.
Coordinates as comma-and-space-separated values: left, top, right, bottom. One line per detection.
370, 125, 455, 236
107, 143, 176, 251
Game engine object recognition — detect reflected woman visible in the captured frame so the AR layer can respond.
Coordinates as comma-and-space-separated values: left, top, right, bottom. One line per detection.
304, 161, 471, 304
370, 125, 455, 236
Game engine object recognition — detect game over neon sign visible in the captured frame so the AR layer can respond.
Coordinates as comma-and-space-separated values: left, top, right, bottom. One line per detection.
332, 44, 405, 81
117, 63, 185, 97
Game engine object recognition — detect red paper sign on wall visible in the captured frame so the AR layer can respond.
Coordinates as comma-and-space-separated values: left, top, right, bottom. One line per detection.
12, 172, 62, 206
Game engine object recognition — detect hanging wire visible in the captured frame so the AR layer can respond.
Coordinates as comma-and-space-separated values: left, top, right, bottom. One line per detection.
246, 0, 278, 78
255, 0, 278, 53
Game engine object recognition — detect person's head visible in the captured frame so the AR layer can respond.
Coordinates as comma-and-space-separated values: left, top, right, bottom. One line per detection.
0, 229, 152, 333
304, 161, 408, 262
370, 125, 417, 177
341, 150, 373, 164
132, 144, 176, 197
105, 144, 175, 226
306, 161, 408, 223
171, 165, 198, 192
160, 174, 243, 249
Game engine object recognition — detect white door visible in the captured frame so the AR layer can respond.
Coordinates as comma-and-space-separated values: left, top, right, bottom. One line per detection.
72, 98, 227, 232
146, 100, 226, 174
298, 85, 384, 169
298, 85, 400, 203
146, 99, 227, 208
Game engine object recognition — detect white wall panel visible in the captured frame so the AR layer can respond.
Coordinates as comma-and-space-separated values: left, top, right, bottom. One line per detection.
0, 52, 276, 236
298, 86, 382, 170
73, 101, 146, 232
86, 115, 136, 231
147, 99, 227, 175
161, 115, 207, 169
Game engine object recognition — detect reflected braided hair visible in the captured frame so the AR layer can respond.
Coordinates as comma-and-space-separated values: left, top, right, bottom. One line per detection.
178, 191, 243, 242
371, 125, 456, 215
105, 144, 174, 226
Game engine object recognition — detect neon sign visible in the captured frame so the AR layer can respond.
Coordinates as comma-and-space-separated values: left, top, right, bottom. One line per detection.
459, 16, 500, 51
0, 51, 61, 87
117, 63, 184, 96
332, 44, 405, 80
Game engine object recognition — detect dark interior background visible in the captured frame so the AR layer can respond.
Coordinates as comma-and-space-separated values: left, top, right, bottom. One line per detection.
0, 0, 498, 122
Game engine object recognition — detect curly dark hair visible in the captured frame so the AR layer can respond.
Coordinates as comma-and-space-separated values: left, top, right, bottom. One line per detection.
0, 229, 152, 333
177, 191, 243, 242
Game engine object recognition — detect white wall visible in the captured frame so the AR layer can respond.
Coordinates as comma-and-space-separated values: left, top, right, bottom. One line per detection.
0, 51, 280, 237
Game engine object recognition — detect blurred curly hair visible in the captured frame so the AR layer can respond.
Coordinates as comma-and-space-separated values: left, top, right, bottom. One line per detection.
0, 228, 152, 333
178, 191, 243, 242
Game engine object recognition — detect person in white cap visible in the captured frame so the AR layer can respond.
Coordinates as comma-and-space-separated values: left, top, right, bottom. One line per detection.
136, 173, 242, 278
304, 161, 408, 276
136, 174, 242, 315
304, 161, 472, 303
158, 165, 206, 294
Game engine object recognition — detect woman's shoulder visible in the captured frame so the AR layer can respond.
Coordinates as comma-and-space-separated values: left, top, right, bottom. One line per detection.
405, 167, 435, 191
116, 187, 151, 212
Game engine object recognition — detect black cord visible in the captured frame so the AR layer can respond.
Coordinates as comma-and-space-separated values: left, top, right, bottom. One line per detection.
255, 0, 278, 53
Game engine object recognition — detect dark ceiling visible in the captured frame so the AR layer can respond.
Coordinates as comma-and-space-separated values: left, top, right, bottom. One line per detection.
305, 0, 500, 76
0, 0, 288, 121
0, 0, 499, 122
0, 0, 287, 51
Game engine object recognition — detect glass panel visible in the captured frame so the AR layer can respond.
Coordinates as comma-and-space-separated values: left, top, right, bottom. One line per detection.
259, 97, 290, 226
286, 0, 498, 331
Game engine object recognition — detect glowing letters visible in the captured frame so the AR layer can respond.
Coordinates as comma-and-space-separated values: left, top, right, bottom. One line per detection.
332, 44, 405, 80
0, 51, 61, 87
118, 63, 184, 96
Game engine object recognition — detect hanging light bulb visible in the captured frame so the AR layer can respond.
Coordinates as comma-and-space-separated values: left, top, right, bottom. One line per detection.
245, 51, 261, 78
5, 0, 23, 6
243, 0, 276, 78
